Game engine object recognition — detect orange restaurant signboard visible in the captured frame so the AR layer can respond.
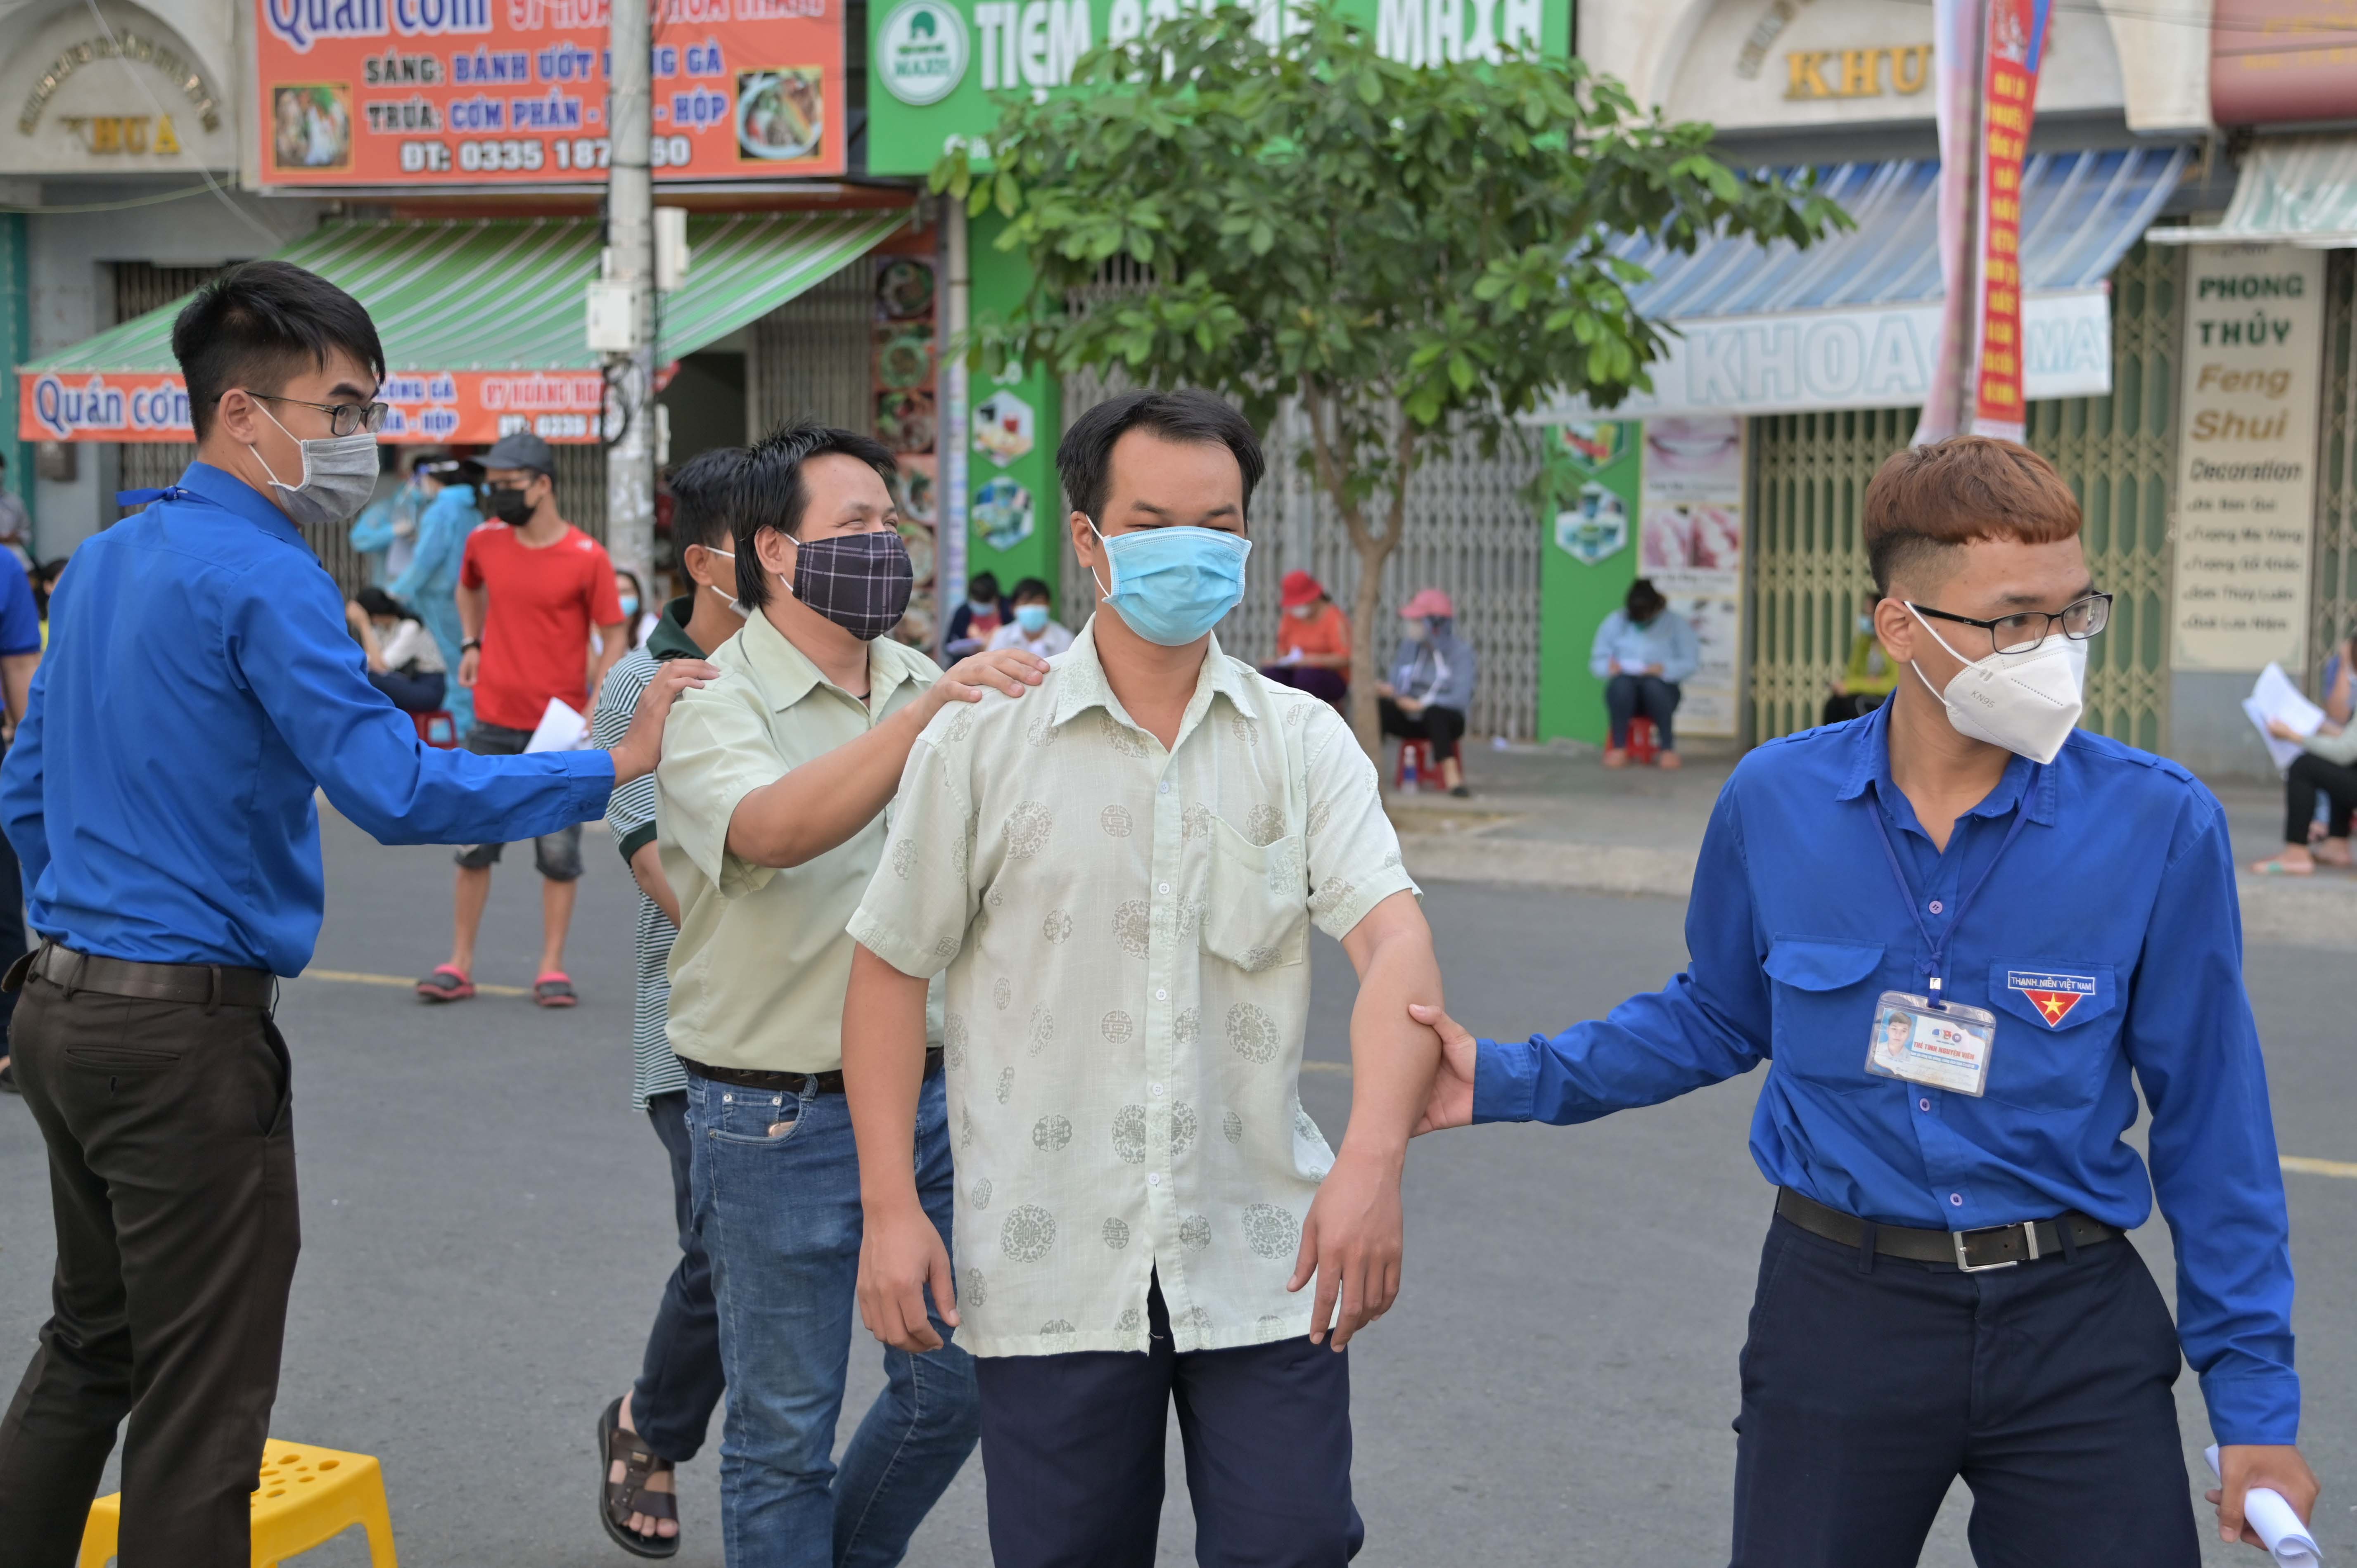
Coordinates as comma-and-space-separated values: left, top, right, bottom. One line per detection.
21, 368, 617, 443
255, 0, 846, 186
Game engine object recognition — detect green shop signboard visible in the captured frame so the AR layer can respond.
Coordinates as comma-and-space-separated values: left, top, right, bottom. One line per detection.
867, 0, 1567, 175
1536, 421, 1641, 746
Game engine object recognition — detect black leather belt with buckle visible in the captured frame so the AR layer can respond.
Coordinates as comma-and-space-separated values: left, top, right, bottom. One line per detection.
5, 940, 275, 1011
678, 1047, 944, 1097
1776, 1187, 2123, 1272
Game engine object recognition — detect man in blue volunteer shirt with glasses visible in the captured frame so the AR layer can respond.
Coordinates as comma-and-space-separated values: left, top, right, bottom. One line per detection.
1414, 436, 2315, 1565
0, 261, 711, 1568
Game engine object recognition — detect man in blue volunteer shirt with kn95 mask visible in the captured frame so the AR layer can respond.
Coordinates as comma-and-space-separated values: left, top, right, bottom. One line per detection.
1412, 436, 2315, 1566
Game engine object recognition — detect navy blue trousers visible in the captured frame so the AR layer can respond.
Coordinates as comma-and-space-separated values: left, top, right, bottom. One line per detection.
976, 1276, 1362, 1568
1730, 1215, 2200, 1568
629, 1090, 725, 1463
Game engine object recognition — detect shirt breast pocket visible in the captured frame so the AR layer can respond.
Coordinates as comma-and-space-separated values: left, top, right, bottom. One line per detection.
1982, 962, 2120, 1111
1200, 819, 1308, 973
1762, 936, 1885, 1092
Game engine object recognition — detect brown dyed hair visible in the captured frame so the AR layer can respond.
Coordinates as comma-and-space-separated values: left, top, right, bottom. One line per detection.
1862, 436, 2082, 594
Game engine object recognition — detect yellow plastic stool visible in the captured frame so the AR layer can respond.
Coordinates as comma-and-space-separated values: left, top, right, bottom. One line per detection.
78, 1439, 398, 1568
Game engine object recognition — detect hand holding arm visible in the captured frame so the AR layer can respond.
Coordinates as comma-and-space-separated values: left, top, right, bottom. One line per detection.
844, 943, 956, 1352
610, 661, 719, 786
1290, 891, 1442, 1348
724, 648, 1044, 869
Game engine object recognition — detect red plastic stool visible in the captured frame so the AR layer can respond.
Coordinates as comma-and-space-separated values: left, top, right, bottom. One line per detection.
1394, 738, 1435, 792
413, 710, 460, 748
1627, 717, 1660, 765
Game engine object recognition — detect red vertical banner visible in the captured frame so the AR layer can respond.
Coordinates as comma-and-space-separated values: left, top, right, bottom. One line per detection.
1970, 0, 2050, 440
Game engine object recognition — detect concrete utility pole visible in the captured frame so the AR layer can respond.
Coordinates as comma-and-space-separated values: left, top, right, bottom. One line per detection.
604, 0, 656, 591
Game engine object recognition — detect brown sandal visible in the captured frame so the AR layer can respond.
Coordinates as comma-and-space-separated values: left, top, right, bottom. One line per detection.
597, 1396, 680, 1559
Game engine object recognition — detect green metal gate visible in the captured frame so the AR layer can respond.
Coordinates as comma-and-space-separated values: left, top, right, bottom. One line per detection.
2311, 249, 2357, 687
1746, 242, 2182, 751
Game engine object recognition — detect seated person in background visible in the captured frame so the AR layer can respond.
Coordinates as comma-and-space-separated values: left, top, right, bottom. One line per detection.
1589, 577, 1697, 771
986, 576, 1074, 657
944, 571, 1008, 658
1378, 586, 1477, 796
1823, 588, 1902, 725
1260, 568, 1350, 706
346, 585, 449, 715
2254, 706, 2357, 874
2321, 631, 2355, 727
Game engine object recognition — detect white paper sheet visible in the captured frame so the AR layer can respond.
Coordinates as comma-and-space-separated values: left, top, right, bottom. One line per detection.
2245, 663, 2327, 774
524, 696, 590, 753
2206, 1445, 2323, 1568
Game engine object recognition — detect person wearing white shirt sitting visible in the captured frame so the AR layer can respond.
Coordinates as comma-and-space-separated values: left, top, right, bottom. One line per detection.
985, 576, 1074, 658
347, 585, 448, 715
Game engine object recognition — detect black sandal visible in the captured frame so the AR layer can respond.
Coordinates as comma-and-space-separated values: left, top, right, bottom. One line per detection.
597, 1396, 681, 1559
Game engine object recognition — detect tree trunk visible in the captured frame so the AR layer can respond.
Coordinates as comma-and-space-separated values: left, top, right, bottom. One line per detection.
1345, 528, 1394, 758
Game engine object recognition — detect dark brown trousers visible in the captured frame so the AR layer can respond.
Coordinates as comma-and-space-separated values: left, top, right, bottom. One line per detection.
0, 972, 299, 1568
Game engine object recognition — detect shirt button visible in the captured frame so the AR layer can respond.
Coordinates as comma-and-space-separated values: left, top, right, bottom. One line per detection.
1949, 1193, 1964, 1208
1928, 899, 1944, 914
1159, 882, 1171, 894
1150, 1082, 1164, 1097
1918, 1097, 1931, 1111
1159, 781, 1172, 795
1148, 1172, 1162, 1187
1156, 988, 1168, 1001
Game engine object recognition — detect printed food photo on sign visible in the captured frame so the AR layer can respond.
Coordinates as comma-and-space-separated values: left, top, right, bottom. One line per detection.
272, 83, 351, 170
972, 388, 1034, 464
877, 390, 935, 453
975, 476, 1033, 552
877, 256, 935, 320
736, 67, 823, 161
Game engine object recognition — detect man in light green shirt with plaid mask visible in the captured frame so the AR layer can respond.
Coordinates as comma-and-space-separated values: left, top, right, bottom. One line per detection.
842, 389, 1449, 1568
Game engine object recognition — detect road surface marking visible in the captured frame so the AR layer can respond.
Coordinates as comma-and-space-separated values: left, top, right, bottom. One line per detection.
2281, 1155, 2357, 1180
303, 967, 532, 998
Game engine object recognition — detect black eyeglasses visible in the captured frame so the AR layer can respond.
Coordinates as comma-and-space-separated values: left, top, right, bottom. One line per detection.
1910, 593, 2112, 658
249, 393, 389, 438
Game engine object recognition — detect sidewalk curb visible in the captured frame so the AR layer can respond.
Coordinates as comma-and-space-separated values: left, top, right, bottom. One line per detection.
1397, 834, 1698, 898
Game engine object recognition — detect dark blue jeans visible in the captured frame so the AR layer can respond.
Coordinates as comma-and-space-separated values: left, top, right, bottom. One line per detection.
1604, 673, 1681, 750
630, 1091, 723, 1463
688, 1069, 977, 1568
1729, 1214, 2199, 1568
975, 1274, 1362, 1568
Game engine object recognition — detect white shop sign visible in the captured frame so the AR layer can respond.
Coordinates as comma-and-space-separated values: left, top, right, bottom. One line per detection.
1532, 289, 2111, 422
2168, 244, 2327, 674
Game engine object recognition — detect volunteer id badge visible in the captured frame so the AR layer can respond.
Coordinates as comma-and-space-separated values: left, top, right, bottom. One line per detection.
1866, 991, 1997, 1097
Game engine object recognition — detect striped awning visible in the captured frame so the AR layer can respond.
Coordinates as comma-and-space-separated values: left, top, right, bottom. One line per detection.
18, 205, 912, 443
2146, 136, 2357, 247
24, 207, 911, 375
1529, 147, 2188, 420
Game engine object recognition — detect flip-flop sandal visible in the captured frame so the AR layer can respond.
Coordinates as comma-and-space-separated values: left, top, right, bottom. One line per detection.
535, 972, 579, 1008
2249, 858, 2314, 876
597, 1396, 680, 1559
416, 964, 475, 1002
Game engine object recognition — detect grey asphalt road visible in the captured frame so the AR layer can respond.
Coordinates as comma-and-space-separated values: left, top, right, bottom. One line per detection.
1, 810, 2350, 1568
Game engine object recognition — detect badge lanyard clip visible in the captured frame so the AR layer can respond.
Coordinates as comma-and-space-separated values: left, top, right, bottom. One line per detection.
1867, 801, 2030, 1005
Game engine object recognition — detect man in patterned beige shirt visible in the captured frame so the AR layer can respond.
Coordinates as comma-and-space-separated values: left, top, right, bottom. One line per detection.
842, 390, 1446, 1567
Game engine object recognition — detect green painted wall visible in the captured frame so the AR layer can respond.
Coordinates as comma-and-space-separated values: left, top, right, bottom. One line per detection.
962, 212, 1064, 608
1536, 421, 1640, 744
0, 215, 30, 547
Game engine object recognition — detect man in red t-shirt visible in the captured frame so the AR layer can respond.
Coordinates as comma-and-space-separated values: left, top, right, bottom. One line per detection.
418, 431, 626, 1008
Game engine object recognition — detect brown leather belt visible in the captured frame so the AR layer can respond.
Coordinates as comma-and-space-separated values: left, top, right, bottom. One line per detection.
1777, 1187, 2123, 1272
4, 940, 275, 1011
678, 1047, 943, 1097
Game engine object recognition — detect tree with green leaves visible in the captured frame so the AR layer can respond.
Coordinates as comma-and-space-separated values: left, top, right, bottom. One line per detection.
935, 2, 1849, 750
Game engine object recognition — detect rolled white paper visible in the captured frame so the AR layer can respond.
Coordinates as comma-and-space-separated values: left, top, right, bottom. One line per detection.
2206, 1445, 2323, 1568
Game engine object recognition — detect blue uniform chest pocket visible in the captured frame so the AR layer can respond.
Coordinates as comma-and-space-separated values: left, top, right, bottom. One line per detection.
1762, 936, 1885, 1092
1981, 962, 2121, 1111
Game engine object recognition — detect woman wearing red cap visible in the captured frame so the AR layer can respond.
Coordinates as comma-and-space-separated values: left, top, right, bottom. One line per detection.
1378, 587, 1477, 796
1259, 568, 1352, 707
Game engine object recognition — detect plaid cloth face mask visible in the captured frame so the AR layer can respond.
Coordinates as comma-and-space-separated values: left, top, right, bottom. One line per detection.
785, 529, 914, 642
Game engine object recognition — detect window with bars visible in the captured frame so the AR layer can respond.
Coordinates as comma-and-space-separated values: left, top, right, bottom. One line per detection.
1746, 243, 2182, 753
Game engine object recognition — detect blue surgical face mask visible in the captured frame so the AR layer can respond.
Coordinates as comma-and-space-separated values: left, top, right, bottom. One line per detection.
1015, 603, 1050, 635
621, 595, 640, 621
1087, 519, 1251, 647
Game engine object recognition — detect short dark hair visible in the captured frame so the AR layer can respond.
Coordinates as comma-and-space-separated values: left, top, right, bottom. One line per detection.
731, 418, 897, 610
1625, 577, 1666, 622
968, 572, 1001, 600
355, 585, 413, 622
1009, 576, 1053, 604
668, 446, 743, 554
1055, 389, 1263, 525
1863, 436, 2082, 595
171, 260, 385, 441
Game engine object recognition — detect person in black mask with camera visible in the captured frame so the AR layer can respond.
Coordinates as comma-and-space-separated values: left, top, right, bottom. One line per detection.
419, 431, 628, 1009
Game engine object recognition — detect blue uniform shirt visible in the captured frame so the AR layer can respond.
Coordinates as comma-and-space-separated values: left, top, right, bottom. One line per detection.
1473, 703, 2298, 1445
0, 463, 615, 976
0, 549, 39, 657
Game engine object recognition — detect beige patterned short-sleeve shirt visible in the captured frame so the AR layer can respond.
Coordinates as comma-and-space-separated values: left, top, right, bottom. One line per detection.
849, 618, 1416, 1357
